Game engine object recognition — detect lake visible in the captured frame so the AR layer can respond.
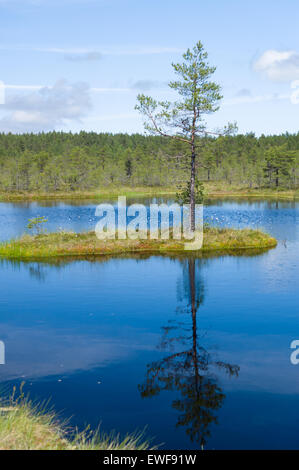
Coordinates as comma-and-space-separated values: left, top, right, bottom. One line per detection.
0, 197, 298, 449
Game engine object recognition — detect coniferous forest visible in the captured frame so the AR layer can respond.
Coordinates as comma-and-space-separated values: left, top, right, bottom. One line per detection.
0, 131, 298, 193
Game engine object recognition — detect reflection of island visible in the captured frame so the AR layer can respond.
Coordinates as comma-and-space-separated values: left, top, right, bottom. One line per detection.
0, 259, 49, 282
139, 258, 240, 448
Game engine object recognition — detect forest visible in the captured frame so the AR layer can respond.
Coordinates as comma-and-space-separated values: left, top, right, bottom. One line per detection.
0, 131, 298, 193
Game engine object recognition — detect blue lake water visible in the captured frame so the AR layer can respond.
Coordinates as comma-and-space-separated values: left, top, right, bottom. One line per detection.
0, 197, 298, 449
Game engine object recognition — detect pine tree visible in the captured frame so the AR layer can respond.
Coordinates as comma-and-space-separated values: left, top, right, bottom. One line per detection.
135, 41, 226, 230
264, 145, 296, 188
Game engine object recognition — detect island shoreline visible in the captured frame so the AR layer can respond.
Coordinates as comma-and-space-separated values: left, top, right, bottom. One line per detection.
0, 227, 277, 260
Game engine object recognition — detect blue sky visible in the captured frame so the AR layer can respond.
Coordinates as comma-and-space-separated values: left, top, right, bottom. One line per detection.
0, 0, 299, 135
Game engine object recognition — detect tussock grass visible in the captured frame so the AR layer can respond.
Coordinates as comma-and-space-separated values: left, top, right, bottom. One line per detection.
0, 387, 152, 450
0, 226, 277, 260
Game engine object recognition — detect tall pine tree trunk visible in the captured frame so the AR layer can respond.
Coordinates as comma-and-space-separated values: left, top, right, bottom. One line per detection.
190, 106, 196, 232
190, 146, 196, 232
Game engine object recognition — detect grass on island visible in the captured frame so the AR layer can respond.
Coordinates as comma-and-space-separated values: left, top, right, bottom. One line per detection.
0, 390, 151, 451
0, 226, 277, 260
0, 183, 298, 202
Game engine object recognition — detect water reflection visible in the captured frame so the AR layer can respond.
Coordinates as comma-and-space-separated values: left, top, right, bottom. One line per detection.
139, 258, 239, 448
0, 197, 298, 448
0, 245, 272, 285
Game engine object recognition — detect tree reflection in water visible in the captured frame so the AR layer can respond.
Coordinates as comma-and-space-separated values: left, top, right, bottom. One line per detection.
139, 258, 240, 449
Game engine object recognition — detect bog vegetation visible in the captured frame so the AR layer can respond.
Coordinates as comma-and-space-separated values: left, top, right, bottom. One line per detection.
0, 227, 277, 259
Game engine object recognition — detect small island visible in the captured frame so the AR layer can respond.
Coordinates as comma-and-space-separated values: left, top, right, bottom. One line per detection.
0, 226, 277, 260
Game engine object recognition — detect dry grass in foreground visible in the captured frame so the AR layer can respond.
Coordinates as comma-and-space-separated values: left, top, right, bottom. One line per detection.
0, 392, 151, 450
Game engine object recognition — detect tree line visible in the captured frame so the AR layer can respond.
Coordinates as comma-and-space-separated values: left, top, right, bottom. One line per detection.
0, 130, 298, 192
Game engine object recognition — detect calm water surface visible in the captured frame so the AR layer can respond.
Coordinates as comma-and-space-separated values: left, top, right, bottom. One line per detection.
0, 198, 298, 449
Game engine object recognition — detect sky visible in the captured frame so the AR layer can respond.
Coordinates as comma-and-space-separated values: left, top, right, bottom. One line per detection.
0, 0, 299, 135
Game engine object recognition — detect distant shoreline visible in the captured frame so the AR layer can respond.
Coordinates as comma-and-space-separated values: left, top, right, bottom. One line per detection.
0, 184, 298, 203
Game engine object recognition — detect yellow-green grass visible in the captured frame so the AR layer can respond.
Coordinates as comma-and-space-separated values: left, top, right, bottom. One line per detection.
0, 187, 176, 202
0, 398, 151, 450
0, 184, 298, 202
204, 182, 299, 200
0, 227, 277, 260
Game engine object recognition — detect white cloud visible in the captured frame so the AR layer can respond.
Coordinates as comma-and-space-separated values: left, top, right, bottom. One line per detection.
91, 87, 131, 92
0, 44, 183, 57
129, 80, 167, 91
254, 49, 299, 82
224, 93, 290, 106
2, 83, 132, 92
12, 110, 43, 123
235, 88, 251, 97
64, 51, 102, 62
86, 113, 137, 122
2, 83, 168, 93
0, 79, 92, 132
3, 84, 42, 90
